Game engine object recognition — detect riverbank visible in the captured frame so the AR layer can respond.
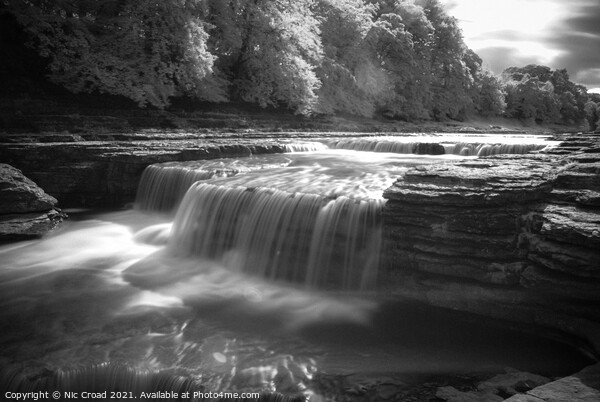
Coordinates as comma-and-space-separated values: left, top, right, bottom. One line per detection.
1, 95, 575, 138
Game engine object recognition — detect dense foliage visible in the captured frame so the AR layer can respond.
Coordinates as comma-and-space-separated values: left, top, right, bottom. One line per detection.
1, 0, 595, 126
502, 65, 589, 125
584, 93, 600, 131
4, 0, 226, 108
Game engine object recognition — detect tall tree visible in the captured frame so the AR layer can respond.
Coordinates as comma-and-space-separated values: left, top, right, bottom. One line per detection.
208, 0, 323, 114
473, 69, 506, 117
368, 5, 428, 119
584, 100, 599, 131
503, 74, 559, 122
503, 65, 588, 125
6, 0, 223, 108
418, 0, 475, 120
314, 0, 377, 116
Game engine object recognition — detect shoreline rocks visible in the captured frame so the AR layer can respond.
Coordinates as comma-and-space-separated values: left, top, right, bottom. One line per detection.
0, 163, 66, 240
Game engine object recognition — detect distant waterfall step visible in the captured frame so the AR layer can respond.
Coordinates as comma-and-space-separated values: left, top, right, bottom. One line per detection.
168, 183, 383, 290
326, 138, 551, 156
443, 142, 549, 156
282, 141, 329, 152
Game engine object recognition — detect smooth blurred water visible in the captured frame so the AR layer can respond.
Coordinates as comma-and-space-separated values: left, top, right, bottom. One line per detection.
325, 134, 559, 156
0, 146, 589, 397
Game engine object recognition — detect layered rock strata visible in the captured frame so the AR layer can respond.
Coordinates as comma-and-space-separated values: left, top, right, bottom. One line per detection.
382, 134, 600, 354
0, 163, 65, 240
0, 138, 288, 208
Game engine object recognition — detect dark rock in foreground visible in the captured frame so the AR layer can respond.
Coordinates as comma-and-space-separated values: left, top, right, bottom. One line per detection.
504, 362, 600, 401
435, 363, 600, 401
436, 368, 550, 401
0, 163, 66, 240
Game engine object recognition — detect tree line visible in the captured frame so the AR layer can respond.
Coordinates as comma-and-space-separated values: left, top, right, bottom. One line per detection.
2, 0, 598, 129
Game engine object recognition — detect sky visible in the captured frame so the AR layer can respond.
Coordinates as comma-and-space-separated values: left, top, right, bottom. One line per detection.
440, 0, 600, 94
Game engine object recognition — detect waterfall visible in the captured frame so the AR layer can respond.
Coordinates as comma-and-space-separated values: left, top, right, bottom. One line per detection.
442, 142, 548, 156
327, 138, 415, 154
282, 142, 329, 152
134, 136, 552, 290
136, 163, 236, 212
136, 157, 293, 212
168, 183, 383, 290
327, 138, 549, 156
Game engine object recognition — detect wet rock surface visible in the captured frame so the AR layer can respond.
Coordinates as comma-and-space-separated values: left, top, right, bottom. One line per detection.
382, 133, 600, 358
434, 364, 600, 402
504, 363, 600, 402
0, 163, 57, 213
383, 155, 557, 285
436, 370, 547, 402
0, 164, 65, 240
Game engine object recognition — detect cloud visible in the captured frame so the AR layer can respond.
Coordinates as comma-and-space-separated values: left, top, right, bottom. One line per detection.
442, 0, 600, 90
471, 29, 525, 42
562, 4, 600, 37
475, 46, 549, 73
545, 2, 600, 87
574, 68, 600, 89
442, 0, 460, 11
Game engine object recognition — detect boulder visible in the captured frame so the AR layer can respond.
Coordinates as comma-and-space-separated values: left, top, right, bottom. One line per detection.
0, 164, 65, 240
0, 163, 57, 213
412, 142, 446, 155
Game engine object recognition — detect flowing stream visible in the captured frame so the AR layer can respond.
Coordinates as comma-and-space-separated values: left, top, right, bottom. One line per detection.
0, 135, 589, 398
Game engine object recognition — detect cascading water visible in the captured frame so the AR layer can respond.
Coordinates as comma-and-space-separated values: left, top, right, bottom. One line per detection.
326, 138, 416, 154
0, 135, 589, 400
134, 134, 559, 290
168, 183, 382, 289
137, 150, 407, 290
442, 142, 547, 156
326, 134, 558, 156
136, 163, 232, 212
281, 142, 329, 153
136, 156, 294, 212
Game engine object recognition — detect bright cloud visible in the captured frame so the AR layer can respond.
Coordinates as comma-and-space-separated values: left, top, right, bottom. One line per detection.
445, 0, 563, 42
440, 0, 600, 91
